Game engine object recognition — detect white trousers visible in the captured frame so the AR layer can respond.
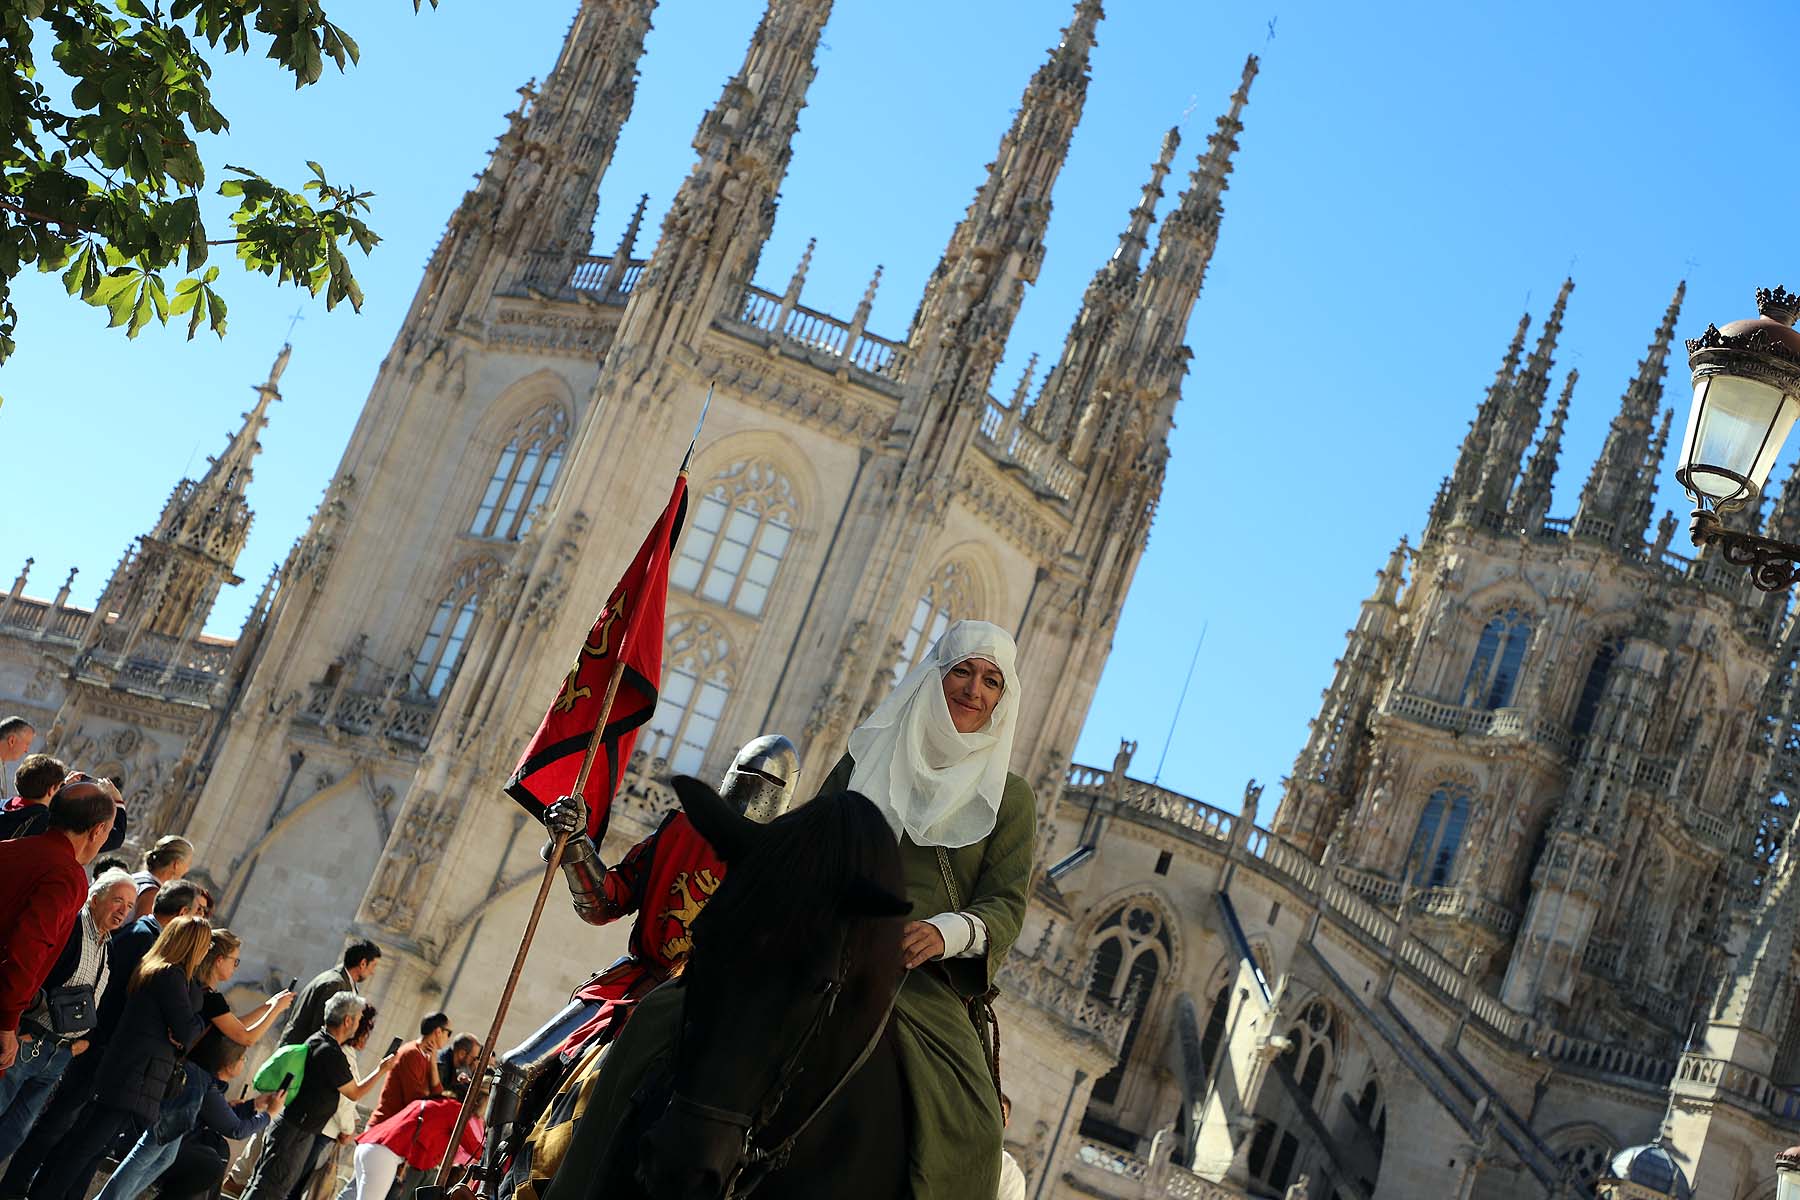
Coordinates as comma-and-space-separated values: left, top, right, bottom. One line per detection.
334, 1143, 403, 1200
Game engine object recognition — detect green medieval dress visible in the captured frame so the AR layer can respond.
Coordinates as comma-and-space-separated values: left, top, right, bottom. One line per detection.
539, 752, 1036, 1200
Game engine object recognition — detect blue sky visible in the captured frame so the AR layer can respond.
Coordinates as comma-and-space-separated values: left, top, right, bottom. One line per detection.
3, 1, 1798, 810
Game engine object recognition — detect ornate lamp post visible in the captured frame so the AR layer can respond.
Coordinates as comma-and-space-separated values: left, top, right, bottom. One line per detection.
1676, 286, 1800, 589
1777, 1146, 1800, 1200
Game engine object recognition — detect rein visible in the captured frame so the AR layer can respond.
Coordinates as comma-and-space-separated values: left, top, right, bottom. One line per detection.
665, 935, 904, 1199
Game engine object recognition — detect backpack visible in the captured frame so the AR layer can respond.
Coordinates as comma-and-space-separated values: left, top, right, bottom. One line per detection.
251, 1042, 308, 1104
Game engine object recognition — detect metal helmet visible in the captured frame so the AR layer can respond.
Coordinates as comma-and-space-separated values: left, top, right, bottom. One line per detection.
718, 733, 800, 824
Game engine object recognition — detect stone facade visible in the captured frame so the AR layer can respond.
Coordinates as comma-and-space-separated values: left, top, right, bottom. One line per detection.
13, 3, 1800, 1198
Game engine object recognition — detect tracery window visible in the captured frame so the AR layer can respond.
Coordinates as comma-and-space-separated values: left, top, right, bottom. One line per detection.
1570, 637, 1624, 738
409, 559, 499, 699
671, 460, 798, 618
470, 404, 569, 541
1462, 607, 1533, 709
1084, 901, 1173, 1108
1406, 786, 1473, 887
643, 617, 734, 776
889, 560, 976, 684
1556, 1137, 1614, 1196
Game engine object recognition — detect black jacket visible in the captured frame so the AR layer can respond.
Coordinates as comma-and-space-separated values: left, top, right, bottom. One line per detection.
94, 966, 207, 1123
0, 801, 128, 850
94, 914, 160, 1043
278, 966, 353, 1046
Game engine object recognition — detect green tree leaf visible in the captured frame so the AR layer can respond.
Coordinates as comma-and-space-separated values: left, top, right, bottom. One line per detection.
0, 0, 432, 363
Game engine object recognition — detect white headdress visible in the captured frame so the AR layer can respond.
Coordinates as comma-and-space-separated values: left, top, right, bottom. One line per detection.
848, 620, 1020, 849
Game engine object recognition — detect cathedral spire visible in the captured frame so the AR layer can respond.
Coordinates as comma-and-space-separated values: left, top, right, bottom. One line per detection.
1510, 368, 1576, 533
905, 0, 1103, 373
1065, 54, 1257, 470
598, 0, 832, 399
95, 344, 287, 643
896, 0, 1103, 488
598, 192, 649, 297
1473, 278, 1572, 521
401, 0, 656, 347
164, 343, 285, 560
1432, 310, 1528, 536
1574, 280, 1686, 546
1033, 125, 1181, 443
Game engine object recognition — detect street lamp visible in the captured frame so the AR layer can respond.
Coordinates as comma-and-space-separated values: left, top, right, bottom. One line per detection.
1777, 1145, 1800, 1200
1676, 285, 1800, 590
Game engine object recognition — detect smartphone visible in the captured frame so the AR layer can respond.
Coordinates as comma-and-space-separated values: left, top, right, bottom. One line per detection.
278, 1072, 294, 1093
386, 1036, 403, 1058
285, 977, 297, 993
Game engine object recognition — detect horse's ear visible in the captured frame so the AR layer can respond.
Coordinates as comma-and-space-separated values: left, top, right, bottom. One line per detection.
671, 775, 760, 862
841, 875, 912, 919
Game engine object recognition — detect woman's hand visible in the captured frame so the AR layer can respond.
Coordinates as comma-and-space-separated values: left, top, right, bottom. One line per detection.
269, 989, 296, 1014
901, 921, 945, 969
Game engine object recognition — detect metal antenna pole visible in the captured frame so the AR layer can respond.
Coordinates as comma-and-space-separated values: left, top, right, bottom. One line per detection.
1153, 621, 1206, 786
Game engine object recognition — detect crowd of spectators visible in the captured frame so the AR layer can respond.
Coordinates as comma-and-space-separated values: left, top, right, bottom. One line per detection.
0, 718, 482, 1200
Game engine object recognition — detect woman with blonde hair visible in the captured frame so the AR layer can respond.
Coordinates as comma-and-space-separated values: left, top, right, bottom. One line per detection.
22, 916, 211, 1200
132, 834, 195, 919
196, 928, 294, 1047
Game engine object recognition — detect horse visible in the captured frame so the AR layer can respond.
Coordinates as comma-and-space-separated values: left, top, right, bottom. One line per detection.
591, 774, 913, 1200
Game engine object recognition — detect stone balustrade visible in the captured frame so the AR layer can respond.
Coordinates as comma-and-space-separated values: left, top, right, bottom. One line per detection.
566, 254, 646, 300
1544, 1032, 1677, 1087
1060, 762, 1667, 1086
976, 402, 1080, 503
1676, 1052, 1800, 1124
1070, 1140, 1245, 1199
1383, 691, 1573, 753
996, 954, 1131, 1053
300, 682, 437, 749
720, 283, 912, 386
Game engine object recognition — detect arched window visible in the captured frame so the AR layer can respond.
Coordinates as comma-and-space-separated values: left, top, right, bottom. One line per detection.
643, 617, 734, 776
671, 460, 798, 618
1300, 1044, 1326, 1104
1462, 607, 1533, 709
1571, 637, 1624, 737
1084, 901, 1174, 1109
1752, 791, 1792, 893
1555, 1136, 1615, 1196
1407, 786, 1473, 887
890, 560, 976, 683
409, 560, 499, 699
470, 404, 569, 541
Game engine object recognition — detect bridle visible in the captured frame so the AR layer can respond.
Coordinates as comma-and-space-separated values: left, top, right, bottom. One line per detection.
660, 933, 903, 1199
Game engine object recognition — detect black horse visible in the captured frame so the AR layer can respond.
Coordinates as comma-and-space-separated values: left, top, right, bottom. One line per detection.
596, 775, 913, 1200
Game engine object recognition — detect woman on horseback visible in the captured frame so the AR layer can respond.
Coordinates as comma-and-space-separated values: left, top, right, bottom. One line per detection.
543, 619, 1035, 1200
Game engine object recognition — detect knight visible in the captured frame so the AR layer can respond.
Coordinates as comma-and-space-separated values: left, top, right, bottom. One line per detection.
481, 735, 800, 1199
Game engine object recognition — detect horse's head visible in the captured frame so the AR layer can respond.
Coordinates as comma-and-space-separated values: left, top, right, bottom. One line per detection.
639, 775, 910, 1199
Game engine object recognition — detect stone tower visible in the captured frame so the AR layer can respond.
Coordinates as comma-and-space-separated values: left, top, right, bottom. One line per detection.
161, 1, 1258, 1041
1271, 280, 1789, 1054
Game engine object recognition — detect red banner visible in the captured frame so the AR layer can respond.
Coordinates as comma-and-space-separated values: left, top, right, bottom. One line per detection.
505, 473, 688, 841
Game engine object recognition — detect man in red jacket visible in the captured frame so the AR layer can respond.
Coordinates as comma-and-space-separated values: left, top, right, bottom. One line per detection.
0, 774, 118, 1071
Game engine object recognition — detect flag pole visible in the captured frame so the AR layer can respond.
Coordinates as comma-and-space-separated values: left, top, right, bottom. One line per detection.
430, 389, 710, 1193
431, 653, 633, 1193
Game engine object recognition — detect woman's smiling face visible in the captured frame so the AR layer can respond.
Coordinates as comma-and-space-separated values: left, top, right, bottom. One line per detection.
941, 656, 1005, 734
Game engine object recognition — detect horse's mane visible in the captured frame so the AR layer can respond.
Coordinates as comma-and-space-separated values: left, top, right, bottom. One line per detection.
691, 789, 904, 965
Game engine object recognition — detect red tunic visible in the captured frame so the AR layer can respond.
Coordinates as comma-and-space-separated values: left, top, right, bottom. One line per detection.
555, 810, 726, 1057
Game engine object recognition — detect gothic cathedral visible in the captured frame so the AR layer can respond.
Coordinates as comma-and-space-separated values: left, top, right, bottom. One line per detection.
6, 2, 1798, 1198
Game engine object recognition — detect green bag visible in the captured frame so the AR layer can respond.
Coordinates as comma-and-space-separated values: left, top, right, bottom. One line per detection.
251, 1042, 307, 1104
